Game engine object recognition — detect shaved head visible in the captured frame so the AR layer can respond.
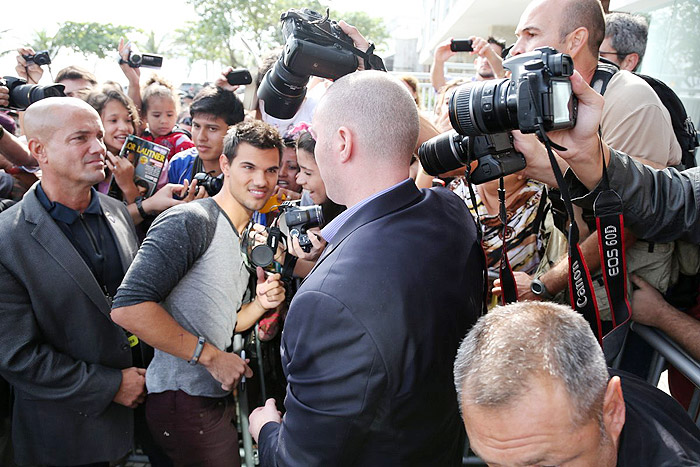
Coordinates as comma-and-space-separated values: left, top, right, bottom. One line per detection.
24, 97, 101, 143
314, 71, 419, 166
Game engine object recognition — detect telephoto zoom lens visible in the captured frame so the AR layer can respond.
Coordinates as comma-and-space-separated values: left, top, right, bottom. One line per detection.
418, 131, 470, 176
449, 79, 518, 136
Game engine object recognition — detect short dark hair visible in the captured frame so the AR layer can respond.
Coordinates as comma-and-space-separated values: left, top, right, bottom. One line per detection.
55, 66, 98, 86
487, 36, 507, 52
222, 120, 283, 164
560, 0, 606, 56
189, 86, 245, 126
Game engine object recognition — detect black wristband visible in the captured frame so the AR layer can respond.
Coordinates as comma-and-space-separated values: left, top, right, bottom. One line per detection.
134, 196, 152, 220
0, 125, 4, 141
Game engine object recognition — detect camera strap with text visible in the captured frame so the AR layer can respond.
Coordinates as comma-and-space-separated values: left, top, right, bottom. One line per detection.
526, 75, 602, 344
593, 142, 631, 361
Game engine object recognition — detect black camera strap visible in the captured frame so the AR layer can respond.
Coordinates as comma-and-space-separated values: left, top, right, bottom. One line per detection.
593, 137, 631, 361
464, 167, 490, 317
525, 74, 602, 343
497, 176, 519, 305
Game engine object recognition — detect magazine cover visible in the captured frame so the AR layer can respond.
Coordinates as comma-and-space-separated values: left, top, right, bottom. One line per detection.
119, 135, 168, 198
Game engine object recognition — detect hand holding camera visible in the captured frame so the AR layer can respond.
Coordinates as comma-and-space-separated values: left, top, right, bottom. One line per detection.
0, 85, 8, 108
15, 47, 45, 84
288, 227, 326, 261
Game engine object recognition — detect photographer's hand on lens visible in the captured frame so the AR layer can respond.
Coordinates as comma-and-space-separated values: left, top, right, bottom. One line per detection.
15, 47, 44, 84
0, 85, 9, 107
338, 20, 370, 70
492, 271, 539, 301
249, 398, 282, 443
113, 367, 147, 408
288, 227, 326, 261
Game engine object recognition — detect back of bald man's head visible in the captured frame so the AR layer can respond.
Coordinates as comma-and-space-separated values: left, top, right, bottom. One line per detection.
315, 71, 419, 165
24, 97, 101, 143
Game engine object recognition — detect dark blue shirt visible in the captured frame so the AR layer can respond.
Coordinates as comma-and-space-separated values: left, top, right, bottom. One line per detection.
36, 184, 124, 299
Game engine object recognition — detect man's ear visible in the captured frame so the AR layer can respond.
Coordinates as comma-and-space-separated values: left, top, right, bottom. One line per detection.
602, 376, 626, 446
565, 27, 589, 58
219, 153, 230, 176
336, 126, 353, 164
620, 53, 640, 72
28, 138, 47, 165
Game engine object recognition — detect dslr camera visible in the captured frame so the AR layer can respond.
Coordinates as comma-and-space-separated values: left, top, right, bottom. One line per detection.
258, 8, 385, 119
193, 172, 223, 197
419, 47, 577, 184
250, 201, 324, 268
23, 50, 51, 66
1, 76, 65, 111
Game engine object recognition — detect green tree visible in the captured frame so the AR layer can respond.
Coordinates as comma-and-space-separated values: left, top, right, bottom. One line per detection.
28, 28, 62, 59
172, 0, 388, 68
54, 22, 136, 59
336, 11, 389, 52
139, 30, 170, 56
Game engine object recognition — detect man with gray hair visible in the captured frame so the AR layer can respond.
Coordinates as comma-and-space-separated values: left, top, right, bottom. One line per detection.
601, 12, 648, 72
455, 301, 700, 466
248, 68, 484, 465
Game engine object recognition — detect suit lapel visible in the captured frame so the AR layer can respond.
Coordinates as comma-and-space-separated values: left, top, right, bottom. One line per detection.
100, 196, 138, 274
24, 188, 112, 318
307, 181, 423, 277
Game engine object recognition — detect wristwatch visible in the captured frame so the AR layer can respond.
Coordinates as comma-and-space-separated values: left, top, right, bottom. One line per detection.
530, 278, 554, 300
134, 196, 153, 221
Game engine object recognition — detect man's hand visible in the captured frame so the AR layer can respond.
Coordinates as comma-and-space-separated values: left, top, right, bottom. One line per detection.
288, 227, 326, 261
255, 267, 285, 310
492, 272, 540, 301
200, 347, 253, 391
338, 20, 370, 70
511, 131, 568, 187
0, 85, 9, 108
113, 367, 146, 408
15, 47, 44, 84
214, 66, 242, 93
434, 39, 457, 64
141, 183, 190, 217
630, 275, 666, 328
249, 398, 282, 442
470, 36, 505, 78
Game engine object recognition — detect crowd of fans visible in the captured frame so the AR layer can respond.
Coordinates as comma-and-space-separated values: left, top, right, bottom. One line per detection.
0, 0, 699, 465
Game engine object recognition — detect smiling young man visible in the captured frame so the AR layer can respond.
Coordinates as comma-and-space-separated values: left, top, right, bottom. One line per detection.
168, 86, 245, 189
111, 120, 286, 466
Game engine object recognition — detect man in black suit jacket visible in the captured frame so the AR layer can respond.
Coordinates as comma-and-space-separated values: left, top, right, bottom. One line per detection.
0, 98, 147, 466
248, 69, 484, 464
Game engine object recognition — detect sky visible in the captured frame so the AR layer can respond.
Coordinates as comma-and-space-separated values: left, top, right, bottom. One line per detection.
1, 0, 423, 86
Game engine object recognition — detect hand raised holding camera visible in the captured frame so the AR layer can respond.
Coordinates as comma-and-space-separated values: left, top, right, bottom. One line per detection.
15, 47, 44, 84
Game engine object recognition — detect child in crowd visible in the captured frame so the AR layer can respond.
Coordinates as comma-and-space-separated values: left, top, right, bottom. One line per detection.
140, 75, 195, 159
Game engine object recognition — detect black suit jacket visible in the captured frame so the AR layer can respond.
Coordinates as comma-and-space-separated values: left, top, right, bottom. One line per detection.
259, 180, 484, 466
0, 184, 139, 465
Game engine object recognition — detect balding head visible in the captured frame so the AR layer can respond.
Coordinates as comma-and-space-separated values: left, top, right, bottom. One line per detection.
24, 97, 101, 143
314, 71, 419, 166
514, 0, 605, 61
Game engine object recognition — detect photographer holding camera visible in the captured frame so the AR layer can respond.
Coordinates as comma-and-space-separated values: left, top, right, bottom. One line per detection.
248, 15, 484, 466
490, 0, 684, 340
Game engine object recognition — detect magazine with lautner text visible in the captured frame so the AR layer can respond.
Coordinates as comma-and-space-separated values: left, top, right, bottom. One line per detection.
119, 135, 168, 198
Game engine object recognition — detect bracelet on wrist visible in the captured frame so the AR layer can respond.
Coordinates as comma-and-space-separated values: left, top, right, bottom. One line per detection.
189, 336, 206, 365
